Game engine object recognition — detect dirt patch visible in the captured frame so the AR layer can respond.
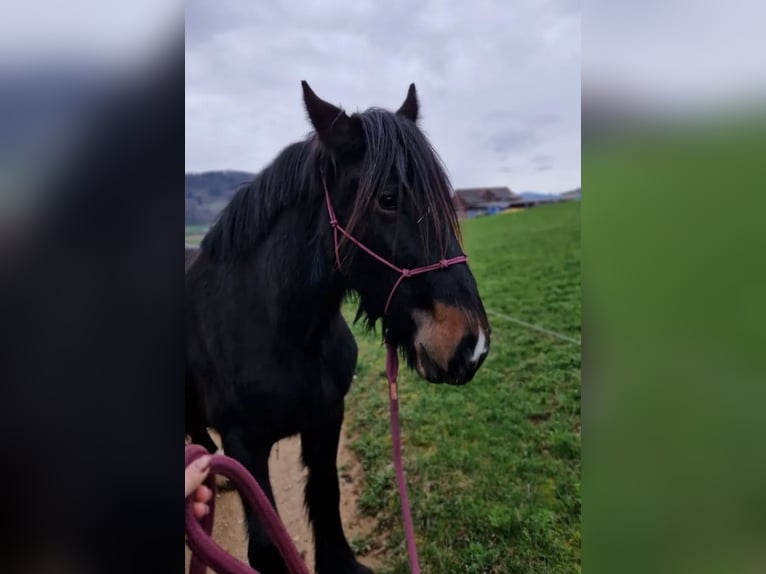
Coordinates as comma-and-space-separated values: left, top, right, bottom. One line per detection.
185, 427, 389, 572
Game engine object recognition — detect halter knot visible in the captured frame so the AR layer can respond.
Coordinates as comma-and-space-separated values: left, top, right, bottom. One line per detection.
401, 269, 412, 278
329, 216, 338, 228
439, 259, 449, 269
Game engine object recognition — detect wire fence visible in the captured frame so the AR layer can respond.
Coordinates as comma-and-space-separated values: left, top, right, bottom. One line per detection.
486, 309, 581, 346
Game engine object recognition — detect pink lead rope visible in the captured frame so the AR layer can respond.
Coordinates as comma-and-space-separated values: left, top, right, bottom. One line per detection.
323, 171, 467, 573
386, 343, 421, 572
185, 444, 311, 574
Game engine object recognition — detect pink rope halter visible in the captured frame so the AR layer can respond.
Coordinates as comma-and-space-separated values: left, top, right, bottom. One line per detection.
322, 173, 467, 315
323, 171, 467, 573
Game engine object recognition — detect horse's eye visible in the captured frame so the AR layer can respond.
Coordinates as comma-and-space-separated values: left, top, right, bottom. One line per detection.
378, 192, 397, 211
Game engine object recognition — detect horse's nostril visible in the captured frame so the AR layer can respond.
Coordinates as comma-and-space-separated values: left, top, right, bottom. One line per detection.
419, 343, 444, 383
441, 334, 476, 380
416, 329, 487, 385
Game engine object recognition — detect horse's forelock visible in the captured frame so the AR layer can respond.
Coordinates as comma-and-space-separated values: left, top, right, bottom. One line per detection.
201, 108, 460, 265
341, 109, 461, 261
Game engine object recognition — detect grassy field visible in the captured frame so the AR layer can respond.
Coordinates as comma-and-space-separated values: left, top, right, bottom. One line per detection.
185, 201, 582, 571
342, 201, 581, 573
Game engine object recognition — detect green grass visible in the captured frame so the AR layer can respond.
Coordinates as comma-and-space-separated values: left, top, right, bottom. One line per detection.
183, 202, 581, 570
342, 202, 581, 573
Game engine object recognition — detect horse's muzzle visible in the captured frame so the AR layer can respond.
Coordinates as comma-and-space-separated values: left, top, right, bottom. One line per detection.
411, 303, 490, 385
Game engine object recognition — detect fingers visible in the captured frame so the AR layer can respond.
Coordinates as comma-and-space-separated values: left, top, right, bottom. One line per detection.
185, 455, 211, 497
186, 456, 215, 519
195, 485, 212, 503
191, 486, 212, 518
193, 501, 210, 518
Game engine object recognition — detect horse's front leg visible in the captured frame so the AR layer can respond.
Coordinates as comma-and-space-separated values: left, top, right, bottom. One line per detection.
221, 430, 289, 574
301, 402, 373, 574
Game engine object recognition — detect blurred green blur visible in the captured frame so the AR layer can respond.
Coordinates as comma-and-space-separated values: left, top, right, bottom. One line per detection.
584, 110, 766, 574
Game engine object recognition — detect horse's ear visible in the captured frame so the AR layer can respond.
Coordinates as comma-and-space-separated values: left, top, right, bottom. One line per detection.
301, 81, 363, 156
396, 83, 419, 122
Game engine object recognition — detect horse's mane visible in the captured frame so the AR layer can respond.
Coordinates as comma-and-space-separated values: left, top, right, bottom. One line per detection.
200, 140, 319, 260
201, 107, 461, 263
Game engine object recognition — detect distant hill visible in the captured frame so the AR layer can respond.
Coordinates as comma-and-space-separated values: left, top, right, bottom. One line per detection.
184, 171, 578, 228
185, 170, 254, 226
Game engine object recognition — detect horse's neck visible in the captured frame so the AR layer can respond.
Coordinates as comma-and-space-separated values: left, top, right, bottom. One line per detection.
259, 208, 345, 344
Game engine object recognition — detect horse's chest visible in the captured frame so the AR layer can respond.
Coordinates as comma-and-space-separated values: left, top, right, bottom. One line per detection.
204, 321, 357, 437
221, 353, 352, 437
291, 361, 351, 422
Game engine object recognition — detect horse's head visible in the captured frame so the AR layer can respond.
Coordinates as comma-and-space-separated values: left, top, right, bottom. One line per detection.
302, 81, 490, 385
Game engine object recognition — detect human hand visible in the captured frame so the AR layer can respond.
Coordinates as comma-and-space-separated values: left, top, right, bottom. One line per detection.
185, 455, 213, 518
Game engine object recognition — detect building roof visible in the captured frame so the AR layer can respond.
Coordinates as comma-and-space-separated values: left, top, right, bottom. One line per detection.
453, 186, 517, 208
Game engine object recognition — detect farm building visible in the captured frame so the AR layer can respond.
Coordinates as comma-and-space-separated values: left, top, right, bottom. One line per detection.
560, 187, 581, 201
452, 186, 517, 219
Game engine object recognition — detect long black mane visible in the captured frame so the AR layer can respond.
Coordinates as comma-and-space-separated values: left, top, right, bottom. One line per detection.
200, 140, 317, 261
201, 107, 461, 266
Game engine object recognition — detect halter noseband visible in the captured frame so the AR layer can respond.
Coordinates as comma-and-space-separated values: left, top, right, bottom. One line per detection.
321, 171, 468, 315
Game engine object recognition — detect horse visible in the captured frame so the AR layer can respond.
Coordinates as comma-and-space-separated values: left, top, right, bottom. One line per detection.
185, 81, 491, 574
185, 244, 222, 455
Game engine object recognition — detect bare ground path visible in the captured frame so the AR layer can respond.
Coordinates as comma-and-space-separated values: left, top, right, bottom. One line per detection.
185, 428, 387, 573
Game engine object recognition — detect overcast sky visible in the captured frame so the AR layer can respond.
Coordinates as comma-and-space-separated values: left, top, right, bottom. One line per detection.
3, 1, 762, 194
185, 0, 582, 194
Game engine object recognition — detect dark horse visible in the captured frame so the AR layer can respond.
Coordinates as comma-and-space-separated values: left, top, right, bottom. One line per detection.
185, 82, 491, 573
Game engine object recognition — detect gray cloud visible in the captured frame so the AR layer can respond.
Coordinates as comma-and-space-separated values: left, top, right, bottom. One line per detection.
186, 0, 581, 193
491, 129, 539, 154
531, 154, 555, 172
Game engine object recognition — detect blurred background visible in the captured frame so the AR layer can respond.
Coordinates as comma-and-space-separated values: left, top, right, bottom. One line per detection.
583, 2, 766, 574
1, 3, 184, 574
